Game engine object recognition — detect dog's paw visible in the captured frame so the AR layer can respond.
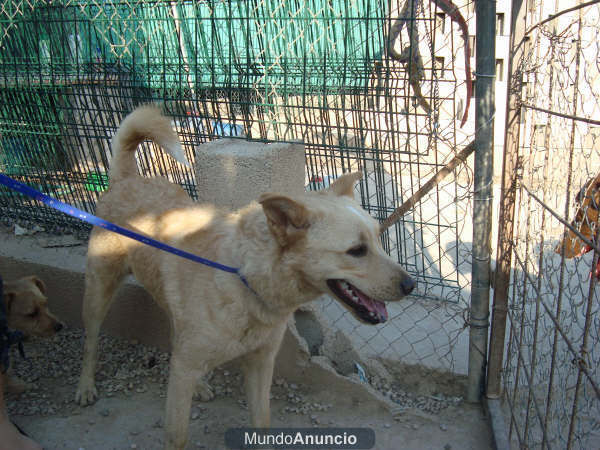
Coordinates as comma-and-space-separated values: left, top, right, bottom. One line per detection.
193, 379, 215, 402
75, 379, 98, 406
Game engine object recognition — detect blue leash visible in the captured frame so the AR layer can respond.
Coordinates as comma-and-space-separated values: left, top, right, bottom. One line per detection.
0, 173, 252, 290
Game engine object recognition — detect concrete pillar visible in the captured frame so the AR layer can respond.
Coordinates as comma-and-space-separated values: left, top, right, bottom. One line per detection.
194, 138, 305, 210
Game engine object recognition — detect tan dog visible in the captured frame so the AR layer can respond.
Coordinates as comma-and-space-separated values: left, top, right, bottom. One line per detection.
75, 105, 415, 450
2, 276, 63, 392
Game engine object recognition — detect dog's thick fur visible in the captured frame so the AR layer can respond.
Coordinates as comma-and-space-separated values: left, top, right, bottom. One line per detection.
75, 105, 414, 450
2, 276, 63, 392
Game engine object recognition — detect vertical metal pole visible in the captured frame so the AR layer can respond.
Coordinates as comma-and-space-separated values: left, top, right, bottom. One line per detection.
486, 0, 529, 399
467, 0, 496, 403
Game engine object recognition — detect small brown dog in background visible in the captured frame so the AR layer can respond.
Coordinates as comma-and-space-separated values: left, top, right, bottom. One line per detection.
2, 275, 64, 392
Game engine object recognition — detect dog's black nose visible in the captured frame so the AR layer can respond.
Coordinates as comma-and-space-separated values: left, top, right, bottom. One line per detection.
54, 322, 64, 332
401, 277, 415, 295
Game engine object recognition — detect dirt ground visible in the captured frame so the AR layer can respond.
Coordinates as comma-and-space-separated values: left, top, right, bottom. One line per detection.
5, 329, 494, 450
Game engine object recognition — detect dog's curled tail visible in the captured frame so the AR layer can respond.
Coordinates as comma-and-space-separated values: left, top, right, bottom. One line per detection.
110, 105, 190, 182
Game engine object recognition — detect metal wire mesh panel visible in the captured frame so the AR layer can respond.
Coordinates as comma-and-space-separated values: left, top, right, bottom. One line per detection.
498, 0, 600, 447
0, 0, 476, 374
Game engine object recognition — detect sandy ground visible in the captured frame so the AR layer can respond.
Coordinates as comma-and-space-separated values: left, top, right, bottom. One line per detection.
4, 329, 494, 450
10, 381, 493, 450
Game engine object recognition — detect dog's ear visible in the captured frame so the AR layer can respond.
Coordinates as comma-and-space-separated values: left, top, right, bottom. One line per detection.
26, 276, 46, 294
259, 194, 311, 247
328, 172, 362, 197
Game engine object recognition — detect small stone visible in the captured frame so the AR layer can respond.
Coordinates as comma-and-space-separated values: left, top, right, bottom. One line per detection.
440, 424, 448, 431
412, 424, 418, 430
444, 445, 452, 450
130, 445, 137, 449
384, 423, 391, 429
204, 424, 210, 434
289, 383, 298, 390
191, 412, 200, 420
99, 409, 110, 417
153, 418, 164, 428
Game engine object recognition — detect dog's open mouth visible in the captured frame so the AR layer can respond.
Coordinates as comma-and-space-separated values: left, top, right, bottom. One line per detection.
327, 279, 388, 324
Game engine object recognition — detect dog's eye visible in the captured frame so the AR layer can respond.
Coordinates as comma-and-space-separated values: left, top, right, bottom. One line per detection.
346, 244, 367, 257
27, 309, 39, 318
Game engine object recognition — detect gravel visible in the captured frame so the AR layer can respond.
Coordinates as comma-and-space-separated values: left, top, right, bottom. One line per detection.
6, 326, 463, 419
370, 378, 463, 416
6, 327, 171, 417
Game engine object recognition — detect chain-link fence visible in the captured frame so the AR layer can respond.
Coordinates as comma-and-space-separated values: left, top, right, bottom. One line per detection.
0, 0, 479, 385
490, 0, 600, 447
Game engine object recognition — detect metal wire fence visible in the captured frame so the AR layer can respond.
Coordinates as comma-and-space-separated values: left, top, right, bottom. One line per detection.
0, 0, 477, 379
491, 0, 600, 447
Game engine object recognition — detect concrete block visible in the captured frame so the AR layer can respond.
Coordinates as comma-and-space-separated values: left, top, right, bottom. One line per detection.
194, 139, 305, 209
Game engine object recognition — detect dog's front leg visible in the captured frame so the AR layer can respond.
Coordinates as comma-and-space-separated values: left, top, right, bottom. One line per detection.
242, 345, 278, 428
164, 353, 197, 450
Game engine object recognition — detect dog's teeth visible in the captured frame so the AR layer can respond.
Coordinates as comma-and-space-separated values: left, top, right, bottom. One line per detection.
340, 281, 352, 295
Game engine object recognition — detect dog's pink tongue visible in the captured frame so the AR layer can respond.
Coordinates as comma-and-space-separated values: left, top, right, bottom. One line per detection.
373, 300, 388, 322
356, 290, 388, 323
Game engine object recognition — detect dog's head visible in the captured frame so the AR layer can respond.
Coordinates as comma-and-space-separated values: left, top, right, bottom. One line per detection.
260, 172, 415, 325
3, 276, 64, 337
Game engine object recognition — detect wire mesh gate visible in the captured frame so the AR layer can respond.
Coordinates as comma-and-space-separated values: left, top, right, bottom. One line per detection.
0, 0, 477, 374
489, 0, 600, 448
